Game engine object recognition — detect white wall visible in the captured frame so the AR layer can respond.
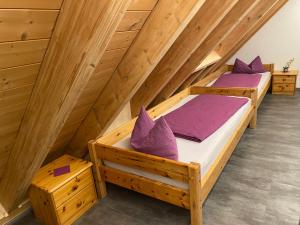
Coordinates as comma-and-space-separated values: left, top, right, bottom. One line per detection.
228, 0, 300, 87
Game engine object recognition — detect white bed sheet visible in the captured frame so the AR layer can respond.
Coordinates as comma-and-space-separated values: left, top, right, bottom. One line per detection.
106, 95, 252, 189
208, 71, 271, 98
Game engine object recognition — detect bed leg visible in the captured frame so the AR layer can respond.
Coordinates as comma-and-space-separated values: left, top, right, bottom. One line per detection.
188, 162, 203, 225
88, 141, 108, 199
249, 108, 257, 129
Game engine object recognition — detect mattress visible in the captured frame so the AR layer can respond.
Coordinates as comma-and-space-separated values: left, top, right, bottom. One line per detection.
208, 71, 271, 98
106, 95, 252, 189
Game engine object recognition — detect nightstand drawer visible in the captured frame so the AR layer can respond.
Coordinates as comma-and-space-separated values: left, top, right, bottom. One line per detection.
273, 75, 296, 84
273, 83, 295, 92
56, 183, 97, 225
53, 168, 94, 208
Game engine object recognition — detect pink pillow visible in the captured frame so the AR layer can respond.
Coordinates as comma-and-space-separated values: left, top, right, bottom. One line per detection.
232, 58, 253, 74
130, 107, 178, 160
232, 57, 266, 74
249, 56, 266, 73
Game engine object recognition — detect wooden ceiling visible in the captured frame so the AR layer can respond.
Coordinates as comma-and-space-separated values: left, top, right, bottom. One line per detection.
0, 0, 287, 213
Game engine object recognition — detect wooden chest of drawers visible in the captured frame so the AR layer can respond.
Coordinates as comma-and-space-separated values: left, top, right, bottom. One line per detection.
29, 155, 97, 225
272, 70, 298, 95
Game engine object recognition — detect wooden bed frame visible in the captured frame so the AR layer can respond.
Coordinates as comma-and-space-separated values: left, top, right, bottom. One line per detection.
195, 63, 274, 128
226, 63, 274, 108
88, 86, 258, 225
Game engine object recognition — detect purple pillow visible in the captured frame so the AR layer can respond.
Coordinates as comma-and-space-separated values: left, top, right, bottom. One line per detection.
130, 107, 178, 160
232, 58, 253, 74
249, 56, 266, 73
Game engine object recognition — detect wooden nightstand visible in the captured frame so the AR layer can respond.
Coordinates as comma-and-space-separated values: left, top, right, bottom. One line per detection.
29, 155, 97, 225
272, 70, 298, 95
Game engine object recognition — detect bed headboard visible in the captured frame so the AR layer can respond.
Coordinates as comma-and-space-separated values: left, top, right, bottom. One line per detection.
226, 63, 274, 73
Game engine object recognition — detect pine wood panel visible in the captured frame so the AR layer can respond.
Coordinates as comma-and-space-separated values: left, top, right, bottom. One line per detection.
117, 11, 150, 32
96, 144, 189, 182
56, 183, 97, 225
95, 48, 128, 72
0, 84, 33, 109
53, 6, 156, 154
0, 0, 63, 9
130, 0, 237, 116
0, 63, 40, 91
28, 187, 59, 225
107, 30, 139, 50
52, 48, 130, 152
0, 85, 33, 179
52, 169, 94, 208
216, 0, 278, 56
103, 166, 190, 209
0, 0, 132, 211
52, 2, 156, 156
68, 0, 208, 157
0, 39, 48, 69
31, 155, 92, 193
150, 0, 258, 106
0, 9, 58, 42
128, 0, 158, 11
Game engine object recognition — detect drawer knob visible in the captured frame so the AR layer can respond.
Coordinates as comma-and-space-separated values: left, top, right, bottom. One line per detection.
72, 185, 79, 191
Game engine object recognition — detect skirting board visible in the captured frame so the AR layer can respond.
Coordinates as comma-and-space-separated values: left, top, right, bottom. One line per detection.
0, 201, 30, 225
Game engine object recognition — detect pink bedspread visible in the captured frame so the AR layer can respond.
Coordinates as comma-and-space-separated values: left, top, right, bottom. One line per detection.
212, 73, 262, 88
165, 94, 248, 142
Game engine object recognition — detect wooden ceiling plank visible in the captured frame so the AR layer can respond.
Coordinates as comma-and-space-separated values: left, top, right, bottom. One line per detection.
150, 0, 258, 106
107, 30, 139, 51
0, 63, 40, 91
0, 9, 59, 42
130, 0, 238, 116
128, 0, 158, 11
0, 39, 49, 69
0, 0, 132, 211
194, 0, 286, 84
0, 0, 63, 9
116, 11, 151, 32
68, 0, 208, 157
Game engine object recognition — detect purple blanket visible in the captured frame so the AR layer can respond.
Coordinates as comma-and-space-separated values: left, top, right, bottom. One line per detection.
165, 94, 248, 142
212, 73, 262, 88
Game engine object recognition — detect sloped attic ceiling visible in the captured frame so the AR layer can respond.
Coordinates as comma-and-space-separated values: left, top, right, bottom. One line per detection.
0, 0, 287, 213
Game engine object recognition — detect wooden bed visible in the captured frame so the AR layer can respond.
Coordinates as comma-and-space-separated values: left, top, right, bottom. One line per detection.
226, 63, 274, 106
198, 63, 274, 128
88, 86, 258, 225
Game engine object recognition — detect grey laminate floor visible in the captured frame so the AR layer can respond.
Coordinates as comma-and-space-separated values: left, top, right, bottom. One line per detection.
13, 92, 300, 225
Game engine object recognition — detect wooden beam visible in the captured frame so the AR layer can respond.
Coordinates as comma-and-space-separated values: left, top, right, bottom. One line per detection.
68, 0, 208, 157
178, 65, 214, 92
202, 0, 287, 78
0, 0, 132, 211
150, 0, 258, 106
130, 0, 238, 117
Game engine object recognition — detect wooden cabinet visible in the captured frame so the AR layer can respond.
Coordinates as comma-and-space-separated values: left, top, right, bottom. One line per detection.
272, 70, 298, 95
29, 155, 97, 225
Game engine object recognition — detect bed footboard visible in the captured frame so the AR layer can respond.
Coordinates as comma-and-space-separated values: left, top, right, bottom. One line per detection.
88, 142, 203, 225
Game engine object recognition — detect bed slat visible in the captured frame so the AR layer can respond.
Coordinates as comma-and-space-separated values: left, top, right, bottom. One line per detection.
103, 166, 190, 209
95, 144, 190, 182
